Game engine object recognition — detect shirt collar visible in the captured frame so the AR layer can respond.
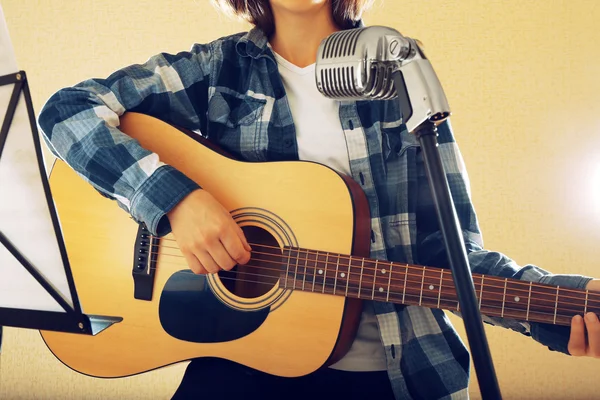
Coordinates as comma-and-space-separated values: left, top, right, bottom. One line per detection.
235, 27, 271, 60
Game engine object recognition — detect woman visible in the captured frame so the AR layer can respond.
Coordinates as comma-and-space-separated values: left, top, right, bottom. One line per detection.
37, 1, 600, 399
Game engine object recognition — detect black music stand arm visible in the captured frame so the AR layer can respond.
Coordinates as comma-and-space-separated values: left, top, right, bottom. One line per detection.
412, 118, 502, 400
0, 71, 121, 336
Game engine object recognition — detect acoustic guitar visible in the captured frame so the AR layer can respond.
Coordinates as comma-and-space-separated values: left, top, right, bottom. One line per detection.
40, 112, 599, 379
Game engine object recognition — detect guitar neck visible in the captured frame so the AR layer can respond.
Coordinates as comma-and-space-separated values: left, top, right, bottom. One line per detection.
276, 246, 599, 327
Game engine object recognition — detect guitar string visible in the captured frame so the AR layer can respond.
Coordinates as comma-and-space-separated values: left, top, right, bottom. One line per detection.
149, 248, 600, 310
151, 236, 597, 301
145, 251, 599, 314
152, 258, 582, 326
144, 247, 600, 308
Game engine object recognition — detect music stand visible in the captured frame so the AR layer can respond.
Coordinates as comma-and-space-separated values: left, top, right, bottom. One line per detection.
0, 7, 121, 338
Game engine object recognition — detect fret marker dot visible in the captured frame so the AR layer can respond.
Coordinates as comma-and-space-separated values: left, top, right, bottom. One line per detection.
514, 296, 520, 302
381, 269, 386, 274
379, 287, 384, 293
340, 273, 346, 278
318, 270, 323, 275
429, 285, 435, 290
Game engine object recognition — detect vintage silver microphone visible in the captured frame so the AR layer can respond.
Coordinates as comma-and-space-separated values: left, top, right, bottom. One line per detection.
315, 26, 451, 133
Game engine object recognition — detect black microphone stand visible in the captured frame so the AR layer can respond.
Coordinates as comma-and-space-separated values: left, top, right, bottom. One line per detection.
392, 72, 502, 400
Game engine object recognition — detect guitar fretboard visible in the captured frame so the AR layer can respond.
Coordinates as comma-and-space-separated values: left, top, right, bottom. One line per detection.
266, 247, 600, 327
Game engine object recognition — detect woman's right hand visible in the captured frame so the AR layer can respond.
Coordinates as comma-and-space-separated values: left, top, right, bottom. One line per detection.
166, 189, 251, 274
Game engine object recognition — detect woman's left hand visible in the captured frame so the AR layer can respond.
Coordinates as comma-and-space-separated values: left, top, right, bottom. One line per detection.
568, 279, 600, 358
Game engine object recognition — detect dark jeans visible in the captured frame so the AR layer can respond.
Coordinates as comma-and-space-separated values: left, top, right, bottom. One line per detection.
172, 357, 396, 400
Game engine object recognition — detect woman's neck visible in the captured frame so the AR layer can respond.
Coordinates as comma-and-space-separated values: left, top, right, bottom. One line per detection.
269, 4, 340, 68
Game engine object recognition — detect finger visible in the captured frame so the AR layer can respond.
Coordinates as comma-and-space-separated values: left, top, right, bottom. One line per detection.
207, 239, 238, 271
181, 249, 208, 274
235, 224, 252, 252
222, 227, 252, 265
568, 315, 587, 356
195, 249, 221, 274
584, 312, 600, 357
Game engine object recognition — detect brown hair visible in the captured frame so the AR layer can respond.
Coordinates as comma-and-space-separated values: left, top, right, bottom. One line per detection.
211, 0, 374, 37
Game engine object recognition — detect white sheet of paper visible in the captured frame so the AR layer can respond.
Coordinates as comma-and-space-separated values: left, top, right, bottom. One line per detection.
0, 4, 74, 313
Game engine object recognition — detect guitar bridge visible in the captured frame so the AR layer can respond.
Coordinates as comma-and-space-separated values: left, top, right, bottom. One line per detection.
131, 225, 157, 301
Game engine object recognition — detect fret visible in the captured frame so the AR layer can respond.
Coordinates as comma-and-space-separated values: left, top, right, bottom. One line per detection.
386, 262, 393, 302
477, 274, 506, 314
346, 257, 364, 299
285, 247, 294, 290
296, 249, 303, 291
345, 256, 351, 297
526, 281, 532, 320
411, 268, 448, 309
553, 285, 588, 321
402, 265, 408, 305
304, 249, 316, 292
293, 247, 302, 291
527, 283, 558, 314
310, 249, 317, 292
554, 286, 559, 324
419, 267, 426, 306
285, 248, 294, 290
302, 248, 309, 291
332, 254, 339, 296
315, 251, 325, 294
284, 248, 292, 289
372, 260, 391, 301
413, 268, 442, 309
312, 250, 319, 293
320, 252, 328, 293
479, 275, 484, 310
431, 269, 459, 310
501, 278, 507, 318
504, 279, 530, 317
358, 258, 365, 298
437, 269, 443, 309
371, 260, 379, 300
301, 249, 308, 290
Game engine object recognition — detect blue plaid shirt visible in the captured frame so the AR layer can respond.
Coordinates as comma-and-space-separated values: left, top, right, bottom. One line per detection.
38, 26, 592, 399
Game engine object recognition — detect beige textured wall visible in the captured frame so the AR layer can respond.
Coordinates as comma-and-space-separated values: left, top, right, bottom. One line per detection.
1, 0, 599, 399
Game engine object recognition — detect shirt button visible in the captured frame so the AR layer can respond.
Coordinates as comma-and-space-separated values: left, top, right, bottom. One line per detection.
284, 139, 293, 148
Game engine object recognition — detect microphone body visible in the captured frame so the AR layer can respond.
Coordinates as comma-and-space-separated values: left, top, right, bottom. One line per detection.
315, 26, 450, 133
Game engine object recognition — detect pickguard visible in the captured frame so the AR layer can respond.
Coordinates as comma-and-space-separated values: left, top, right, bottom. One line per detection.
158, 271, 269, 343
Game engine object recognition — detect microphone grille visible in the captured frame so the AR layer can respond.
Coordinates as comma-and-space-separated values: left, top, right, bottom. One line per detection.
319, 28, 364, 59
319, 66, 362, 98
316, 27, 398, 100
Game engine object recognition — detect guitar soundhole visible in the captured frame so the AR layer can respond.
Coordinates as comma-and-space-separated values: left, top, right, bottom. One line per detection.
219, 226, 283, 299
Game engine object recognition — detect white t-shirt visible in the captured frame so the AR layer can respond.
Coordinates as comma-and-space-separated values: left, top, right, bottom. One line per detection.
272, 49, 387, 372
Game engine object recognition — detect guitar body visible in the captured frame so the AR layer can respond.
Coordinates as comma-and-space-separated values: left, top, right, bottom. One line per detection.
40, 113, 370, 379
